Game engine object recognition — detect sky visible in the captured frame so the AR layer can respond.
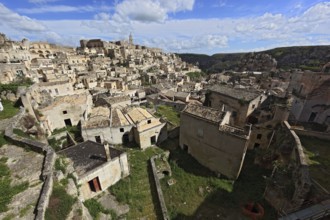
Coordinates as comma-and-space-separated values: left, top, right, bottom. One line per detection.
0, 0, 329, 54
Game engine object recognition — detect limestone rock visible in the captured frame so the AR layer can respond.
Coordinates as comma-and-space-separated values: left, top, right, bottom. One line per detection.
66, 178, 78, 197
82, 202, 94, 220
98, 213, 111, 220
54, 170, 64, 182
6, 92, 16, 102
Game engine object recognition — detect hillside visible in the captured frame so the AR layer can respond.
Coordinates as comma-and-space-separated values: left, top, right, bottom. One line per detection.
178, 45, 330, 73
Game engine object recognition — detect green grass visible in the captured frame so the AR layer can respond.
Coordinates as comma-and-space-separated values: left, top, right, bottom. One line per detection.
159, 139, 277, 219
155, 105, 180, 126
299, 136, 330, 192
110, 147, 164, 219
0, 132, 8, 148
0, 78, 33, 94
84, 198, 117, 219
13, 128, 32, 139
45, 184, 76, 220
55, 157, 66, 174
0, 157, 29, 213
0, 99, 19, 120
19, 204, 33, 218
3, 213, 15, 220
186, 71, 205, 80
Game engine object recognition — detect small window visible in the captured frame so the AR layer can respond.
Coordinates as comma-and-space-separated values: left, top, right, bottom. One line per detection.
254, 143, 260, 148
120, 128, 124, 132
252, 104, 255, 109
197, 128, 203, 138
63, 110, 67, 114
95, 136, 101, 143
232, 111, 237, 117
55, 88, 59, 95
147, 120, 151, 124
257, 134, 262, 139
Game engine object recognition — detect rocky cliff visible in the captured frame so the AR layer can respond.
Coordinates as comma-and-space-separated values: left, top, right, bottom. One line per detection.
178, 45, 330, 73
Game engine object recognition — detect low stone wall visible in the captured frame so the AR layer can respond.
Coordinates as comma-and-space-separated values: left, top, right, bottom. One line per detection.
4, 109, 56, 220
283, 122, 311, 212
292, 128, 330, 141
150, 155, 169, 220
35, 175, 53, 220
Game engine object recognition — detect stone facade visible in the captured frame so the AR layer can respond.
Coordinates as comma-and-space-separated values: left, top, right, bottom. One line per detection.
37, 92, 92, 132
61, 141, 129, 201
289, 72, 330, 127
205, 85, 267, 127
82, 106, 167, 149
180, 104, 251, 179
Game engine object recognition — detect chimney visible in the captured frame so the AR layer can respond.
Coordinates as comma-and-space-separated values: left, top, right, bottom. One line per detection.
103, 142, 111, 161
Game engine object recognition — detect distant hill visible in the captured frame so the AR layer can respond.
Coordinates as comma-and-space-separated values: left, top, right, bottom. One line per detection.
178, 45, 330, 73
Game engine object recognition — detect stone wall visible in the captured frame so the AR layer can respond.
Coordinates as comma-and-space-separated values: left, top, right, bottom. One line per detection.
293, 128, 330, 141
150, 155, 169, 220
265, 121, 312, 214
4, 109, 56, 220
284, 121, 312, 212
168, 126, 180, 139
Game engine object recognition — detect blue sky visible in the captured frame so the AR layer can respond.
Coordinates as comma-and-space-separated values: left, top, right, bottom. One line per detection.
0, 0, 329, 54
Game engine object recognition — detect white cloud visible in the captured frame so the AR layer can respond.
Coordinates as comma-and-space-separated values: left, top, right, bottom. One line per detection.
18, 5, 112, 14
0, 3, 46, 32
2, 1, 330, 54
212, 0, 227, 8
94, 12, 111, 21
112, 0, 195, 23
28, 0, 61, 4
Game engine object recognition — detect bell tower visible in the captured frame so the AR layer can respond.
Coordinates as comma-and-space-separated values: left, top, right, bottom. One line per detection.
129, 33, 133, 46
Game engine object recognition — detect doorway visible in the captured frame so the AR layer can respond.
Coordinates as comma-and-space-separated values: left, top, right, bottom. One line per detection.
88, 177, 101, 192
308, 112, 317, 122
95, 136, 101, 143
150, 135, 156, 145
123, 133, 129, 144
64, 118, 72, 126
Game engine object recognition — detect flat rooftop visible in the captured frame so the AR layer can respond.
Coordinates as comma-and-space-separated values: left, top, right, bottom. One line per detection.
183, 104, 225, 123
209, 85, 261, 101
83, 106, 110, 129
60, 141, 124, 177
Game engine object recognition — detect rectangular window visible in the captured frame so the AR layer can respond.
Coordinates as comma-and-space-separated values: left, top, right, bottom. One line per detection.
120, 128, 124, 132
55, 88, 59, 95
252, 104, 255, 109
257, 134, 262, 139
147, 119, 151, 124
197, 128, 204, 138
63, 110, 67, 114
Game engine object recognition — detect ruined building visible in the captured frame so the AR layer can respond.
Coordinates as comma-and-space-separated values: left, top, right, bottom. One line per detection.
180, 104, 251, 179
60, 141, 129, 200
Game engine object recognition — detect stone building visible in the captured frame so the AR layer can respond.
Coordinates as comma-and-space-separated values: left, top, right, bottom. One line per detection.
94, 96, 131, 108
180, 104, 251, 179
289, 72, 330, 127
37, 92, 92, 133
204, 85, 267, 127
81, 107, 134, 145
60, 141, 129, 200
126, 107, 167, 149
82, 106, 167, 149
